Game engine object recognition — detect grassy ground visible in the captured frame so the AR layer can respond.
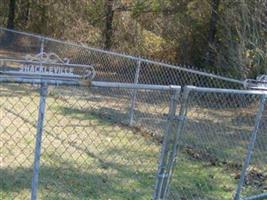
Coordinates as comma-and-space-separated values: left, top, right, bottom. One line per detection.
168, 98, 267, 200
1, 84, 266, 200
0, 85, 160, 200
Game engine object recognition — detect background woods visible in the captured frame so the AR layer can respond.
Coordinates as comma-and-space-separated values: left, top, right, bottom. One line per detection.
0, 0, 266, 79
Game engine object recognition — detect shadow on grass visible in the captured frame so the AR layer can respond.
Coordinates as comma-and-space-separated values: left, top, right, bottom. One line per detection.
56, 105, 167, 139
2, 105, 157, 199
3, 100, 266, 199
168, 155, 238, 200
3, 104, 159, 169
0, 162, 155, 200
55, 104, 267, 167
180, 116, 267, 168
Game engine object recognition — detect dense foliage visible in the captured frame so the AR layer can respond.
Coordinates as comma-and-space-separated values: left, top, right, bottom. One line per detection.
0, 0, 266, 78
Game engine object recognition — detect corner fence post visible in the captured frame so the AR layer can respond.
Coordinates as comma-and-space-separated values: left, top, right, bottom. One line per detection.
234, 94, 266, 200
153, 87, 182, 200
31, 83, 48, 200
129, 59, 141, 126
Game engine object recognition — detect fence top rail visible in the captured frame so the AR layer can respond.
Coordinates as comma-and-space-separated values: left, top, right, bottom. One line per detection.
186, 85, 267, 96
0, 75, 181, 91
0, 27, 244, 86
93, 81, 181, 91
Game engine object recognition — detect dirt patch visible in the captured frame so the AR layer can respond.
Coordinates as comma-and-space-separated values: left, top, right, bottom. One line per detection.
235, 167, 267, 189
183, 146, 267, 190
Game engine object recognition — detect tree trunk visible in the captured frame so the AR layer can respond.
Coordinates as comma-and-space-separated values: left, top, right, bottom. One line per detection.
103, 0, 114, 50
21, 0, 30, 25
1, 0, 16, 46
7, 0, 16, 29
205, 0, 220, 67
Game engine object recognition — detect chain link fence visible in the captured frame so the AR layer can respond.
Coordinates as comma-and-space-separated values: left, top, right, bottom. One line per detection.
0, 84, 40, 199
0, 27, 245, 88
0, 27, 246, 130
0, 81, 178, 200
161, 87, 267, 200
1, 28, 266, 200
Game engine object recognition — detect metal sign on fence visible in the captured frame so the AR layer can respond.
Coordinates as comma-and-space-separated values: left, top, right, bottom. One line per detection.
0, 52, 96, 84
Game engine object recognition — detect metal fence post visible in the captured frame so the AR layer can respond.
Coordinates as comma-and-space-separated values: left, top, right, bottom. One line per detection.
31, 83, 48, 200
234, 94, 266, 200
160, 86, 190, 199
129, 59, 141, 126
153, 88, 181, 200
40, 37, 44, 54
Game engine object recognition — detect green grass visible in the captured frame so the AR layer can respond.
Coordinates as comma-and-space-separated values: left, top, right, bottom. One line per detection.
169, 155, 237, 200
1, 85, 266, 200
0, 89, 160, 200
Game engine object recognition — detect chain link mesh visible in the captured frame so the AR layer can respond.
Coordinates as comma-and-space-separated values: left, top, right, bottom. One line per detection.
0, 27, 244, 89
1, 83, 174, 199
1, 28, 266, 200
167, 89, 267, 200
0, 84, 39, 199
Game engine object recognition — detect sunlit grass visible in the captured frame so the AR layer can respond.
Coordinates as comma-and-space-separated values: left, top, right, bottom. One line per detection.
0, 89, 160, 199
1, 85, 266, 200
